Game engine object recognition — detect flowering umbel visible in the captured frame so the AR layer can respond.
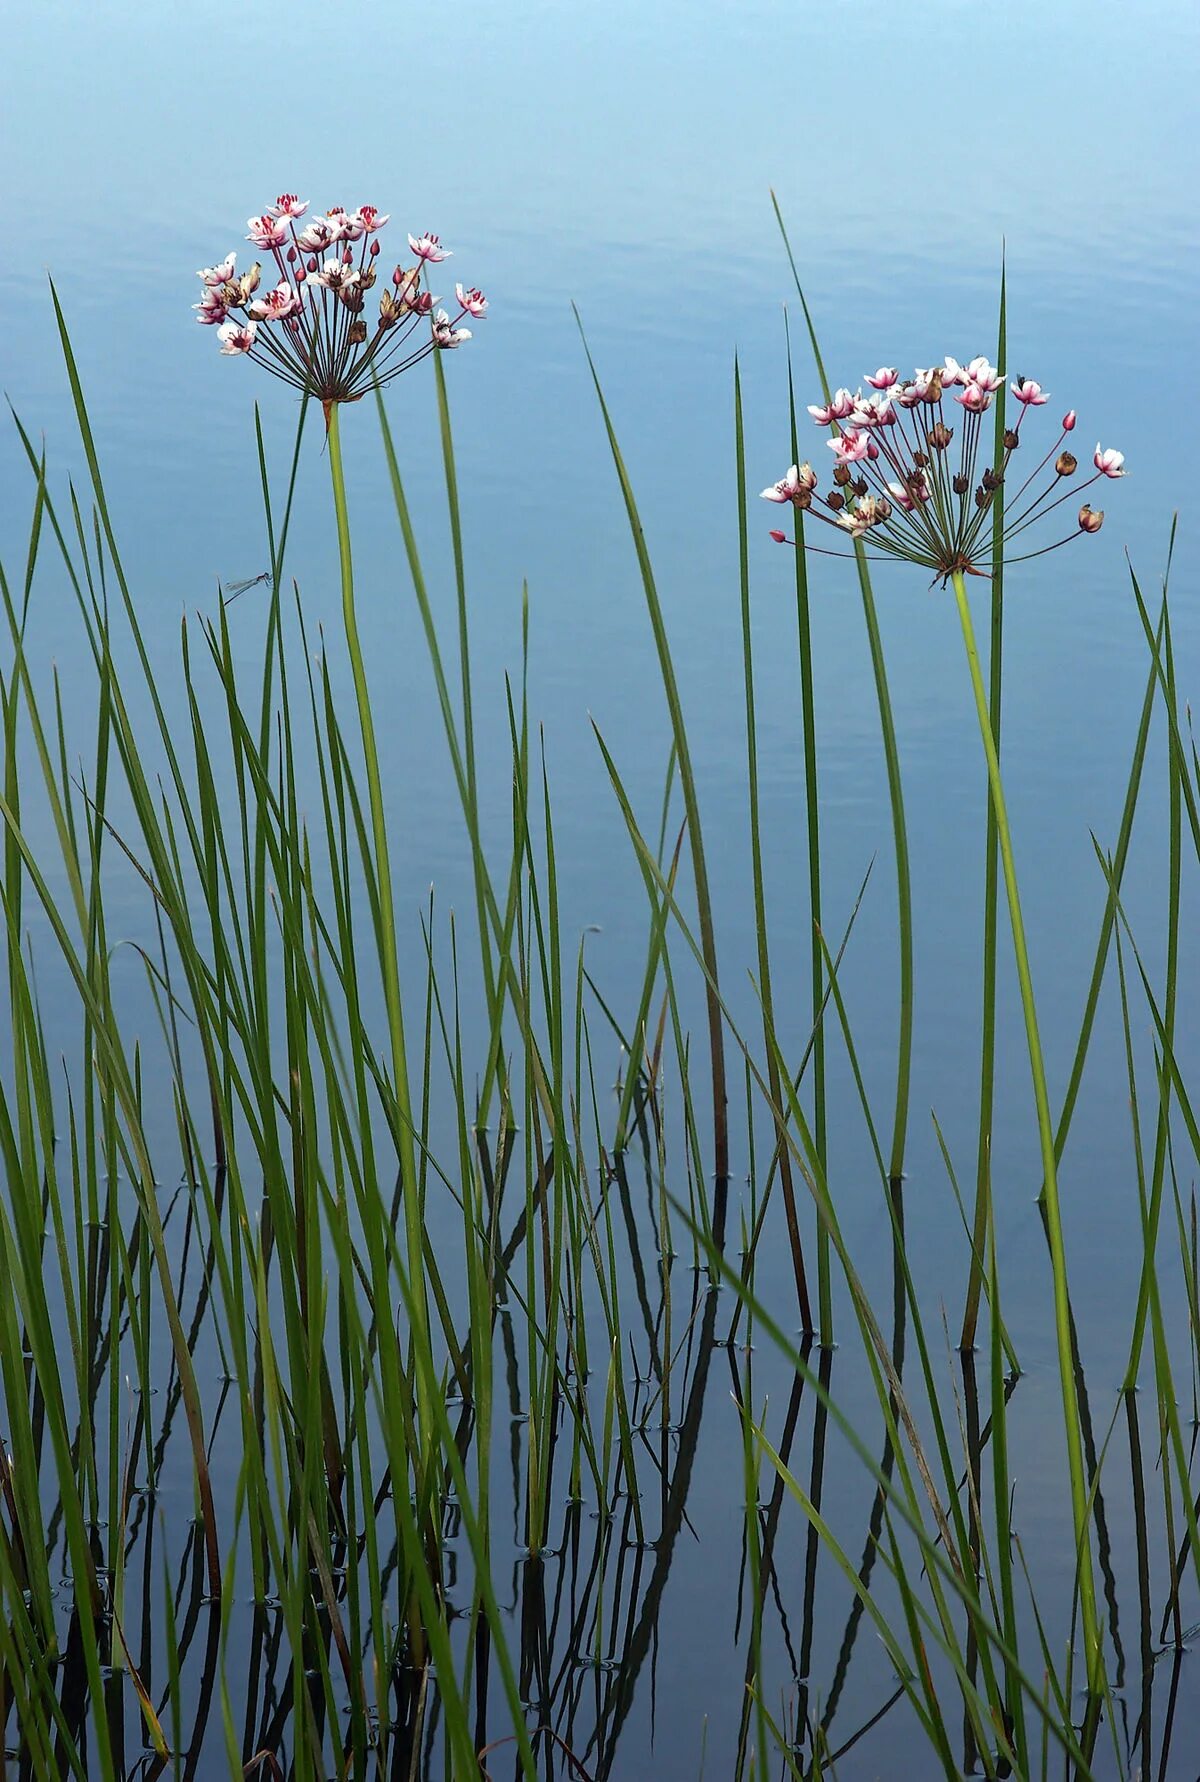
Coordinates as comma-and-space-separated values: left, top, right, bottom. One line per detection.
762, 357, 1124, 580
195, 196, 486, 422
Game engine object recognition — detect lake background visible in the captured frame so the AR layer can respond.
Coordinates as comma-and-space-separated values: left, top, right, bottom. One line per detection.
3, 2, 1200, 1774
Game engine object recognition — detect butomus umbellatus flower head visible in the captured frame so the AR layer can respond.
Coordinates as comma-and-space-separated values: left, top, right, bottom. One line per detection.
194, 195, 486, 425
762, 355, 1124, 581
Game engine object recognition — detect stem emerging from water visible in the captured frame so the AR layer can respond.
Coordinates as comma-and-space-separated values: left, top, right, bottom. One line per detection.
326, 401, 432, 1448
950, 567, 1101, 1695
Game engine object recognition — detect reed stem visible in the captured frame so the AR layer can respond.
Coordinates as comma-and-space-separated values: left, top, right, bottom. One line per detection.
950, 566, 1101, 1694
326, 402, 432, 1446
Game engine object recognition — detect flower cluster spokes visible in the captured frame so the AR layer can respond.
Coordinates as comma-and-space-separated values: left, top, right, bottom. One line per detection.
762, 357, 1124, 579
195, 196, 485, 415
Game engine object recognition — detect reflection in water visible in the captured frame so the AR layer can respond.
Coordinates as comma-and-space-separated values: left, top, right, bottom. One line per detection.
2, 3, 1199, 1766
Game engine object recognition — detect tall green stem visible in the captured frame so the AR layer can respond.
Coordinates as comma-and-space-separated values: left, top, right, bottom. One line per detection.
951, 568, 1101, 1693
326, 403, 432, 1438
785, 316, 828, 1341
855, 552, 913, 1191
961, 266, 1006, 1351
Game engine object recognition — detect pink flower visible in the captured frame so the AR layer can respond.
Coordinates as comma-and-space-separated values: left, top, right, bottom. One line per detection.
305, 258, 357, 292
217, 320, 257, 355
1094, 444, 1126, 478
1011, 378, 1049, 406
194, 287, 230, 325
887, 477, 929, 510
955, 383, 992, 414
455, 283, 488, 317
965, 356, 1004, 392
324, 207, 352, 241
198, 253, 237, 287
336, 208, 368, 242
828, 429, 870, 464
269, 194, 308, 219
808, 387, 855, 426
760, 463, 816, 503
296, 218, 336, 254
942, 357, 968, 387
865, 367, 898, 390
1078, 504, 1105, 533
432, 308, 471, 348
354, 205, 389, 234
850, 393, 893, 430
248, 281, 303, 321
246, 214, 291, 250
1062, 410, 1077, 432
409, 232, 451, 262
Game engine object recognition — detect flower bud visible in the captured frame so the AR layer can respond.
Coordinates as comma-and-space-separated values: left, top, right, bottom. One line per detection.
370, 239, 381, 257
833, 463, 851, 487
286, 245, 297, 263
343, 247, 354, 265
1078, 504, 1104, 533
1062, 410, 1076, 432
953, 473, 970, 496
1003, 428, 1019, 450
769, 529, 787, 544
1056, 451, 1077, 477
927, 422, 953, 451
827, 491, 845, 511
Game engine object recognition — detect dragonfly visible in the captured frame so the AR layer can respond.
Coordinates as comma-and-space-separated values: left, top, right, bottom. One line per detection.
221, 570, 271, 606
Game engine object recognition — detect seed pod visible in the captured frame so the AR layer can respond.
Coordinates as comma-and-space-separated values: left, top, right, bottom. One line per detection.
982, 467, 1003, 491
927, 422, 953, 451
913, 450, 929, 469
1078, 504, 1105, 533
827, 491, 845, 511
975, 488, 991, 510
1056, 451, 1078, 477
852, 477, 868, 498
1003, 428, 1019, 450
953, 473, 970, 495
833, 464, 851, 487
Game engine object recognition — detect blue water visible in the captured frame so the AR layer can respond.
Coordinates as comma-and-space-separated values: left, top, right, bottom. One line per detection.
3, 2, 1200, 1775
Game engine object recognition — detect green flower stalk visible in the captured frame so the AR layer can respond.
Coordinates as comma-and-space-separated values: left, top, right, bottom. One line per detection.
765, 352, 1127, 1695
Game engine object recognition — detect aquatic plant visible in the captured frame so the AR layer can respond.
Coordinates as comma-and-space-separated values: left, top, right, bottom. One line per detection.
195, 195, 483, 423
762, 359, 1122, 578
765, 348, 1126, 1704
